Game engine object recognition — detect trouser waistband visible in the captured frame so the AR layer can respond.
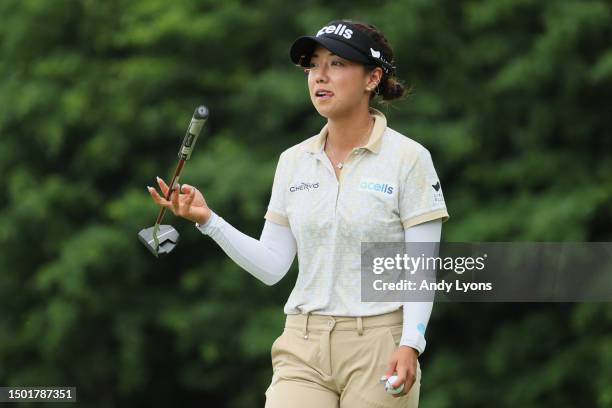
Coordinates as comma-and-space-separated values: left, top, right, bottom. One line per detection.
285, 308, 403, 340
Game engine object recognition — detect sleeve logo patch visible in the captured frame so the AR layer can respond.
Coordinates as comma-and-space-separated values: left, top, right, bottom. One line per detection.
432, 180, 445, 204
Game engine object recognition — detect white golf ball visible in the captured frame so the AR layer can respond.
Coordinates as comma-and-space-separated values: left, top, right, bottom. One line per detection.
384, 375, 404, 394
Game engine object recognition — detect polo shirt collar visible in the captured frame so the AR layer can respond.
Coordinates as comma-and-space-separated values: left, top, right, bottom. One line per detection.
307, 107, 387, 154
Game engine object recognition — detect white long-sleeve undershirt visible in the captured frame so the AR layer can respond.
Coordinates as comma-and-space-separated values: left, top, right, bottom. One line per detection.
197, 212, 297, 286
196, 212, 441, 355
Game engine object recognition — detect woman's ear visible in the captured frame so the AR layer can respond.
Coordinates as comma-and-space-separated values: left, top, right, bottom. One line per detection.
367, 67, 383, 90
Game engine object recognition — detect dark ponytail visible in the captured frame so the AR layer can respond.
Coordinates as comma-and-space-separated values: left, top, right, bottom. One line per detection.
351, 21, 411, 104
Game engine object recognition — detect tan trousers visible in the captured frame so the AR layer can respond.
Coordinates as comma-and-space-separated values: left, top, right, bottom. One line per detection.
264, 308, 421, 407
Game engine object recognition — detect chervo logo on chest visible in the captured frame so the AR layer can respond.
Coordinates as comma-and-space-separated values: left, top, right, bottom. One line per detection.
289, 182, 320, 192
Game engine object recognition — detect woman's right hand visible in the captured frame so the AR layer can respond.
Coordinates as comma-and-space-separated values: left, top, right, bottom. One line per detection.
147, 177, 212, 225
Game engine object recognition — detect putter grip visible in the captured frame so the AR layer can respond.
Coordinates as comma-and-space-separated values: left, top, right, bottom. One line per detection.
178, 105, 209, 160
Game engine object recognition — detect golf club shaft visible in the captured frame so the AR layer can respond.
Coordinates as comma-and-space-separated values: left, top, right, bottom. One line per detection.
146, 105, 209, 255
153, 106, 209, 227
155, 158, 186, 225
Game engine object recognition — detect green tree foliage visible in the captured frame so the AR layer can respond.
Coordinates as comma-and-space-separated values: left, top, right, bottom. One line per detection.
0, 0, 610, 406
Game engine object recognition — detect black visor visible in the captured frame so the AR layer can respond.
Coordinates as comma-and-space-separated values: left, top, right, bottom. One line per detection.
289, 20, 395, 75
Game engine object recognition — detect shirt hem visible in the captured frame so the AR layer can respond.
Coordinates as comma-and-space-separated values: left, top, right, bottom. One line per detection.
265, 210, 289, 226
401, 208, 449, 229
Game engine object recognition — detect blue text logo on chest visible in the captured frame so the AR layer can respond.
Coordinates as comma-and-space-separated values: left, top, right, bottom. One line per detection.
359, 180, 395, 195
289, 182, 320, 192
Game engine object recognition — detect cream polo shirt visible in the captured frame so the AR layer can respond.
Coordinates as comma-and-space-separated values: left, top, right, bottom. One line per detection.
265, 107, 449, 316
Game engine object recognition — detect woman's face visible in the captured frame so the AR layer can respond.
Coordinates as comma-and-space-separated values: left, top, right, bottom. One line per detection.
306, 44, 376, 119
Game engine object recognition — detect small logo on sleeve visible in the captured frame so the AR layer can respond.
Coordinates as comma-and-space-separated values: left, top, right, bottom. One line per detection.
432, 180, 444, 203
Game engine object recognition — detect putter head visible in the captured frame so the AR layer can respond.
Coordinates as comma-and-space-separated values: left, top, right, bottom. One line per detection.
138, 225, 180, 257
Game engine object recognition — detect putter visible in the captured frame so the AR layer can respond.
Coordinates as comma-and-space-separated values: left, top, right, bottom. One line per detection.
138, 105, 209, 257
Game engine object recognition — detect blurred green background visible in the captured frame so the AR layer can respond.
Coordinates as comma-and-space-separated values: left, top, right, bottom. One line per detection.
1, 0, 611, 406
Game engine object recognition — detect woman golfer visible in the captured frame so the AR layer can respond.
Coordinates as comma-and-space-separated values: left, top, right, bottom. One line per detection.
148, 19, 449, 408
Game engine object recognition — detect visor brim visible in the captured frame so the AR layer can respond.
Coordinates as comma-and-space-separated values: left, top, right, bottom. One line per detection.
289, 35, 372, 67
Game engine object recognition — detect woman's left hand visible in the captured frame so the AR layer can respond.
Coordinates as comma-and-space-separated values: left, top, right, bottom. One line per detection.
384, 346, 418, 398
